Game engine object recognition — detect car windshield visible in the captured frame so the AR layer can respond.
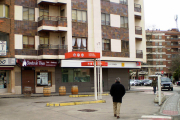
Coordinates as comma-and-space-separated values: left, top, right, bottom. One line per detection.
161, 77, 171, 82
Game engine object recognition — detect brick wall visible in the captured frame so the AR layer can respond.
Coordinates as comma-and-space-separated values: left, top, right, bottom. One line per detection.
72, 0, 87, 10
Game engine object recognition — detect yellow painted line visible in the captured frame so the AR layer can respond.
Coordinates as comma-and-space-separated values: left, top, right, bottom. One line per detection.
88, 95, 94, 97
79, 95, 89, 97
60, 102, 75, 106
46, 103, 50, 107
50, 103, 54, 107
55, 103, 60, 107
75, 101, 90, 105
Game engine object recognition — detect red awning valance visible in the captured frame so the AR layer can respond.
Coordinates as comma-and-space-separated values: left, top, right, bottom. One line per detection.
65, 52, 100, 59
81, 61, 108, 66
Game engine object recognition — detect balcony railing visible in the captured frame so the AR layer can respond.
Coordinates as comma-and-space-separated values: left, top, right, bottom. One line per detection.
72, 46, 87, 51
135, 26, 142, 35
38, 15, 67, 27
15, 45, 67, 56
136, 50, 143, 58
134, 3, 141, 12
166, 38, 179, 40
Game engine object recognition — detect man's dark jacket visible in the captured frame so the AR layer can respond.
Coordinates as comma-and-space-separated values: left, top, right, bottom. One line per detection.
110, 81, 126, 103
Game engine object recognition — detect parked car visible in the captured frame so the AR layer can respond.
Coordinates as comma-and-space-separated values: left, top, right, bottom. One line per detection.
161, 77, 173, 91
144, 80, 152, 86
134, 80, 143, 86
130, 79, 135, 86
141, 79, 150, 85
177, 81, 180, 86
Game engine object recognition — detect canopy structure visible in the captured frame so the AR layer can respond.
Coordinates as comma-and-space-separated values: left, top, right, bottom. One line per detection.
65, 51, 102, 100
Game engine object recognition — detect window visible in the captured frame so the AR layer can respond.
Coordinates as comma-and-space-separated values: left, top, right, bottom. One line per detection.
156, 67, 159, 71
120, 0, 128, 5
0, 4, 9, 18
167, 42, 170, 46
72, 37, 87, 50
120, 16, 128, 28
159, 35, 162, 39
39, 37, 49, 44
159, 42, 162, 46
159, 48, 162, 52
155, 48, 158, 52
39, 5, 49, 19
167, 36, 170, 39
156, 61, 159, 65
101, 13, 110, 25
156, 55, 158, 58
121, 40, 129, 52
159, 54, 162, 58
155, 35, 158, 39
167, 55, 171, 58
23, 36, 35, 49
160, 61, 163, 65
160, 67, 163, 71
102, 39, 110, 51
36, 72, 52, 86
62, 68, 90, 83
23, 7, 35, 21
72, 9, 87, 23
155, 42, 158, 46
0, 32, 9, 51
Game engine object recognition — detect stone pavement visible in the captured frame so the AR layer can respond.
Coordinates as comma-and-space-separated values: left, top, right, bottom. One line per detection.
0, 86, 180, 120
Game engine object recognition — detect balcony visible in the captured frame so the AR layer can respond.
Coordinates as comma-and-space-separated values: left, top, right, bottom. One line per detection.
38, 15, 67, 32
72, 47, 88, 52
15, 45, 67, 56
135, 26, 142, 35
134, 3, 141, 12
136, 50, 143, 58
37, 0, 67, 5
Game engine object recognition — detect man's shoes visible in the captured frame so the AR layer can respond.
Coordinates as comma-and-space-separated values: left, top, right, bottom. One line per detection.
117, 116, 120, 119
114, 114, 116, 117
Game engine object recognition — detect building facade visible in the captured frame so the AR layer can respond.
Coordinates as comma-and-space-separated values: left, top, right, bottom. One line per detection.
0, 0, 146, 94
140, 29, 180, 79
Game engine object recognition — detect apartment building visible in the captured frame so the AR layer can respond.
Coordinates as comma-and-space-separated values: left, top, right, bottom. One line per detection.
0, 0, 146, 94
140, 29, 180, 79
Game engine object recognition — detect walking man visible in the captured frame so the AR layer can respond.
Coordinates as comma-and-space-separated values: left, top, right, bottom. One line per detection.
110, 77, 126, 119
151, 78, 157, 94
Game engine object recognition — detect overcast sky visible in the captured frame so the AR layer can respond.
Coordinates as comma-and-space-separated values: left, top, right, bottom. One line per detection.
144, 0, 180, 31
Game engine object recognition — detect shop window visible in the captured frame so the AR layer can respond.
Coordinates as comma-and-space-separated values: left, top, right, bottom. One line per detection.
102, 39, 110, 51
72, 9, 87, 23
23, 7, 35, 21
23, 36, 35, 49
120, 16, 128, 28
72, 37, 87, 50
0, 4, 9, 18
0, 72, 8, 89
121, 40, 129, 52
0, 32, 9, 51
101, 13, 110, 25
62, 68, 90, 83
36, 72, 52, 86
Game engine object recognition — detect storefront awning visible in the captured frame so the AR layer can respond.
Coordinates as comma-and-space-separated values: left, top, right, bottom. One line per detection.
65, 52, 100, 59
0, 66, 14, 70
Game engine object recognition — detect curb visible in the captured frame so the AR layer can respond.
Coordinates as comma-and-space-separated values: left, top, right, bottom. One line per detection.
46, 100, 106, 107
69, 93, 109, 97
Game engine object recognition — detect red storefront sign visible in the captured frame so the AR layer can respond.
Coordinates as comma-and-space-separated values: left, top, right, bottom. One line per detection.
136, 62, 141, 66
17, 59, 58, 67
65, 52, 100, 59
81, 61, 108, 66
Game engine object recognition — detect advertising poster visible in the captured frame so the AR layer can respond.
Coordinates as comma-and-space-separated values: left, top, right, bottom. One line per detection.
40, 72, 48, 85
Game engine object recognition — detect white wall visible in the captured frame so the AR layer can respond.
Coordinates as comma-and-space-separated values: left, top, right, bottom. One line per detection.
67, 0, 72, 52
35, 8, 39, 22
14, 5, 22, 20
14, 34, 22, 49
136, 40, 142, 50
111, 39, 121, 52
110, 0, 119, 3
35, 36, 39, 50
110, 14, 120, 28
135, 19, 141, 26
128, 0, 136, 59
